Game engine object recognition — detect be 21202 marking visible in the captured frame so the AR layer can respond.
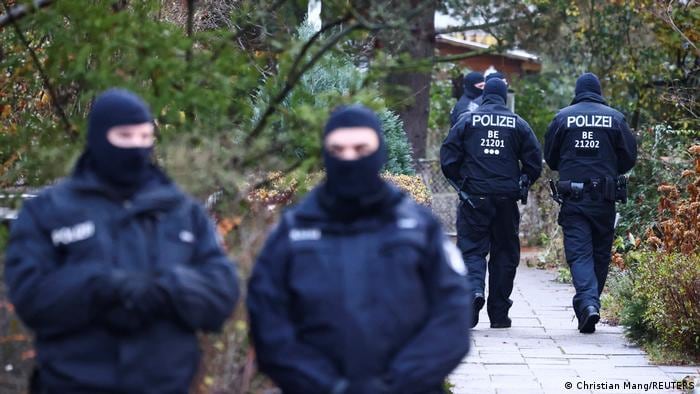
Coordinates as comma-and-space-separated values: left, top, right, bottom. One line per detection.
574, 131, 599, 148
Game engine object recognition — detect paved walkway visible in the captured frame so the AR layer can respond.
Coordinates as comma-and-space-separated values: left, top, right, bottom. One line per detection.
449, 263, 700, 394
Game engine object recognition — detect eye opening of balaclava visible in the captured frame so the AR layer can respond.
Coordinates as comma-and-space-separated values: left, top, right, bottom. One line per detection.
322, 105, 387, 200
463, 71, 484, 98
86, 88, 154, 190
482, 78, 508, 104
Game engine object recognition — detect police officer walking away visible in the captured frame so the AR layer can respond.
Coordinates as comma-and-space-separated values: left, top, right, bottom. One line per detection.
4, 89, 240, 393
248, 105, 472, 394
441, 79, 542, 329
450, 71, 484, 127
544, 73, 637, 333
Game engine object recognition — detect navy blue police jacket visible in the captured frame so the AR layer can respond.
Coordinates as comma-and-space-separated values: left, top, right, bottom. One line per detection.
449, 91, 481, 127
440, 95, 543, 196
544, 93, 637, 182
247, 185, 471, 394
4, 157, 239, 393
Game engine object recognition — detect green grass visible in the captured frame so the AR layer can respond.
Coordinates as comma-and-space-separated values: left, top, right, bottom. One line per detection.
642, 340, 700, 366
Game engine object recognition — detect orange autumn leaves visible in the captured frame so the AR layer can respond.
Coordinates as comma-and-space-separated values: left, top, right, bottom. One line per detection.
646, 145, 700, 255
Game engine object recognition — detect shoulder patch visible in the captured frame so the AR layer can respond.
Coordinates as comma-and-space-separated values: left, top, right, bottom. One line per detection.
397, 217, 418, 229
289, 228, 321, 242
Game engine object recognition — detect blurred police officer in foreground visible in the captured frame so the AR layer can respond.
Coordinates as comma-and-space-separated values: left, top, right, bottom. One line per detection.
450, 71, 484, 127
441, 79, 542, 329
4, 89, 239, 393
248, 105, 471, 394
544, 73, 637, 333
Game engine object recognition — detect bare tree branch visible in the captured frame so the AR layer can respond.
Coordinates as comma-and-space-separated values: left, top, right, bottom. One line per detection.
0, 0, 52, 29
1, 0, 73, 135
433, 47, 497, 63
664, 0, 699, 56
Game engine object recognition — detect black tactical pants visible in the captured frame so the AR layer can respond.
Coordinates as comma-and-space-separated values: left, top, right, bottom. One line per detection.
558, 196, 615, 321
456, 195, 520, 321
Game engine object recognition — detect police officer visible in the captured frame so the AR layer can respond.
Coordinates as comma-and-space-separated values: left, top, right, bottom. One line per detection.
441, 79, 542, 329
470, 72, 507, 109
450, 71, 484, 127
247, 105, 472, 394
4, 89, 240, 393
544, 73, 637, 333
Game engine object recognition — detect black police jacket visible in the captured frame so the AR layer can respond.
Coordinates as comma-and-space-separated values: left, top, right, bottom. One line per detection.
449, 92, 480, 127
247, 185, 471, 394
544, 93, 637, 182
4, 157, 239, 393
440, 95, 543, 196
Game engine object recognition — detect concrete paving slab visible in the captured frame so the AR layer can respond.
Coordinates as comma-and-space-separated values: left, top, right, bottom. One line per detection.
449, 264, 700, 394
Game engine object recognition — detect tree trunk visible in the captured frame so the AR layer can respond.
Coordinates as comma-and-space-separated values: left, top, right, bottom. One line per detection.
384, 0, 436, 160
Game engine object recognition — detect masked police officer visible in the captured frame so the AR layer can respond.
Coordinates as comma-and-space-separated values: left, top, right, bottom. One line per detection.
450, 71, 484, 127
544, 73, 637, 333
247, 105, 472, 394
4, 89, 240, 393
441, 78, 542, 329
470, 72, 507, 110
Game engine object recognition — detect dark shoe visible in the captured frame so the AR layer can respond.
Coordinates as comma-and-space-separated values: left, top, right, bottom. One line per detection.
472, 293, 485, 328
578, 305, 600, 334
490, 317, 512, 328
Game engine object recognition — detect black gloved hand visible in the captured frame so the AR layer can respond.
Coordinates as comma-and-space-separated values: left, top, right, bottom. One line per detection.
116, 273, 170, 320
94, 271, 170, 333
91, 269, 129, 308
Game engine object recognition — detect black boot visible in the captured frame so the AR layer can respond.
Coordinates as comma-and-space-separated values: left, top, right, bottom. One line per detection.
490, 317, 512, 328
578, 305, 600, 334
472, 293, 485, 328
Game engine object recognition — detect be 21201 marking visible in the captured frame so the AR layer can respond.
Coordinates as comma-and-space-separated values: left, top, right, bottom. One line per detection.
480, 130, 504, 149
481, 138, 504, 147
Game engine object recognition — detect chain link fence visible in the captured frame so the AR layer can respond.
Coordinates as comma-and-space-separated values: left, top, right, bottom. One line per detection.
416, 158, 459, 235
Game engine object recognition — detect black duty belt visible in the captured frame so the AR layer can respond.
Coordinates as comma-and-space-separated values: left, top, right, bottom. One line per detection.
549, 176, 627, 204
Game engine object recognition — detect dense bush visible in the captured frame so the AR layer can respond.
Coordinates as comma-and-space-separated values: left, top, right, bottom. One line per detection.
637, 252, 700, 358
379, 111, 415, 175
605, 142, 700, 362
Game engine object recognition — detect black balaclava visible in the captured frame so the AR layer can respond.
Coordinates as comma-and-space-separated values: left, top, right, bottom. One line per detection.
485, 71, 506, 84
575, 72, 602, 95
322, 105, 387, 200
571, 72, 607, 105
481, 78, 508, 105
86, 89, 154, 192
463, 71, 484, 99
